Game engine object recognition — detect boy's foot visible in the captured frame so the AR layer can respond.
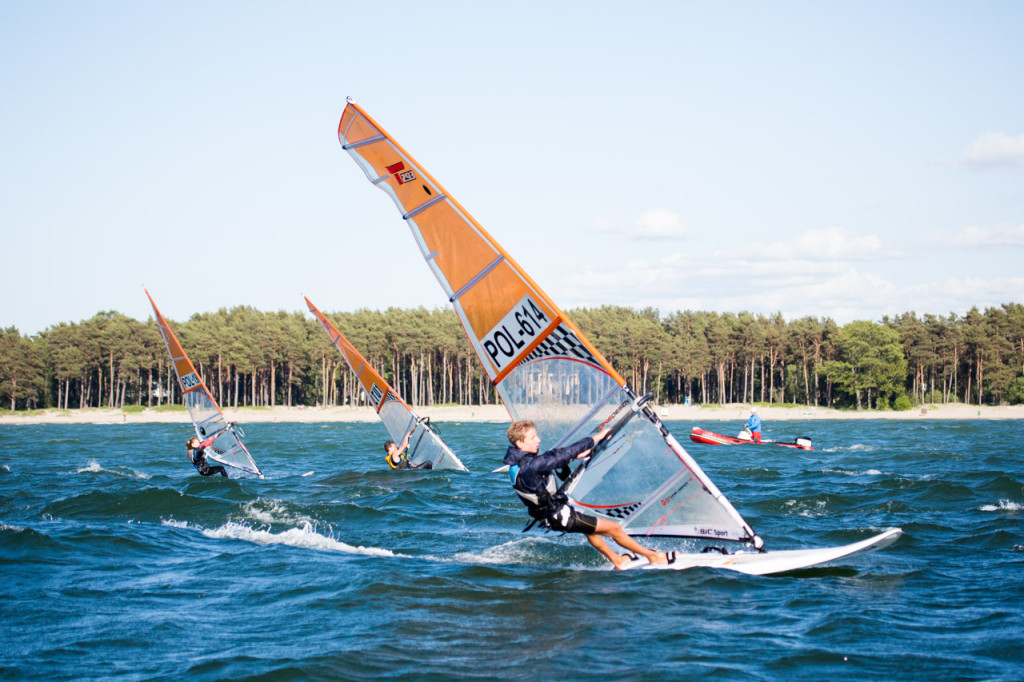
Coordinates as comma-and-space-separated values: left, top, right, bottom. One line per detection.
612, 553, 638, 570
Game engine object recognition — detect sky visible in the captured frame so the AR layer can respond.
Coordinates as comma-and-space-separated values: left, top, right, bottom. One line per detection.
2, 1, 1022, 334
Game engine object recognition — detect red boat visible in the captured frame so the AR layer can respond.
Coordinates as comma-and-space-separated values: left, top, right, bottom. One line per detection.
689, 427, 813, 450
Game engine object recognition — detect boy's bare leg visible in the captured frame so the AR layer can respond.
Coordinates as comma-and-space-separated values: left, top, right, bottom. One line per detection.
594, 518, 667, 565
585, 534, 630, 569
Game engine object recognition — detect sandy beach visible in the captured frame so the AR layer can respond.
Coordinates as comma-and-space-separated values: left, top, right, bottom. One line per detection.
2, 402, 1022, 425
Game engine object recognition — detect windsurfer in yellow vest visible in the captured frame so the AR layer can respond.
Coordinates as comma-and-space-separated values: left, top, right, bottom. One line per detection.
503, 420, 671, 570
384, 420, 433, 470
186, 435, 228, 477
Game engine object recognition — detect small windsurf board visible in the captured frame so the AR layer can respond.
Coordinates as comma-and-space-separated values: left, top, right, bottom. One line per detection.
619, 528, 902, 575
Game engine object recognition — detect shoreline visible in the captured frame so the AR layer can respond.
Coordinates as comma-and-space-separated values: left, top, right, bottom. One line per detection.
1, 403, 1022, 425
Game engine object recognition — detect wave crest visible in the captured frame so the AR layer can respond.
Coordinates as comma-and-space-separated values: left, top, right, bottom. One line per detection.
75, 459, 149, 479
207, 521, 397, 557
979, 499, 1023, 512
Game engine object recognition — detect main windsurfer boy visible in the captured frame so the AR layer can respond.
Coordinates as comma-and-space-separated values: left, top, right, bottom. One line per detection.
384, 421, 433, 470
186, 435, 228, 477
744, 408, 762, 443
503, 420, 669, 570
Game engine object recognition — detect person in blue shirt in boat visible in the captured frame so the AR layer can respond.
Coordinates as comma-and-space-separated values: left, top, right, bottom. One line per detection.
744, 408, 763, 443
503, 420, 670, 570
384, 420, 433, 470
186, 435, 228, 477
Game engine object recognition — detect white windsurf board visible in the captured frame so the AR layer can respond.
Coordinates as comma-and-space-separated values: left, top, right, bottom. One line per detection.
620, 528, 902, 575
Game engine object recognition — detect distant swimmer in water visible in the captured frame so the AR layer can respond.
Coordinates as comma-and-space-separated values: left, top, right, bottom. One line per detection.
186, 435, 228, 477
503, 420, 670, 570
384, 420, 433, 470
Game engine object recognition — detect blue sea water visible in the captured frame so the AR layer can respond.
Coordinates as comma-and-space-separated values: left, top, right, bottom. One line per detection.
1, 418, 1022, 681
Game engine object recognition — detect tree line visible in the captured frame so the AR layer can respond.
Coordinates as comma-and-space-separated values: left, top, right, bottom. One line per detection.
3, 303, 1024, 413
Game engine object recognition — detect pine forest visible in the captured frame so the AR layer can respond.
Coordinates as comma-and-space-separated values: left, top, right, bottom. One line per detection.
3, 303, 1024, 413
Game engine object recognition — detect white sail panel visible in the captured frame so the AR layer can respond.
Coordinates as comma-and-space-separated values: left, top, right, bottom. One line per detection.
563, 391, 753, 540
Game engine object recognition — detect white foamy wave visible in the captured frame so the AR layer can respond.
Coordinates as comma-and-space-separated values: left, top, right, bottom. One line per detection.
162, 519, 192, 529
204, 521, 398, 557
241, 499, 313, 526
784, 499, 829, 517
76, 460, 104, 474
0, 465, 10, 473
825, 444, 876, 453
1, 523, 27, 532
452, 537, 617, 571
74, 460, 149, 478
822, 467, 884, 477
302, 471, 315, 477
979, 499, 1023, 512
452, 537, 558, 566
822, 468, 860, 477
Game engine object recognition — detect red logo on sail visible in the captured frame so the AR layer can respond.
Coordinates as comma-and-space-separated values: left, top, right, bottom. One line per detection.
386, 161, 416, 185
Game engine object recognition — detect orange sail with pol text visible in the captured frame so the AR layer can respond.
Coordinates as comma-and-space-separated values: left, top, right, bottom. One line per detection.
145, 289, 262, 478
336, 99, 760, 545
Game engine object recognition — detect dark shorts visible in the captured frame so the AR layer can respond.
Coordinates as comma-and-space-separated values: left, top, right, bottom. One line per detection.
546, 506, 599, 535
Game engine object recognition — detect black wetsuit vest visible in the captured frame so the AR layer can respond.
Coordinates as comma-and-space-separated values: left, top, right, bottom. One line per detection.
192, 448, 212, 475
510, 455, 569, 520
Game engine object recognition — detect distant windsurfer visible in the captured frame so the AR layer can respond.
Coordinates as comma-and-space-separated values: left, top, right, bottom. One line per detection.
186, 435, 228, 477
744, 408, 762, 443
385, 421, 433, 470
503, 420, 669, 570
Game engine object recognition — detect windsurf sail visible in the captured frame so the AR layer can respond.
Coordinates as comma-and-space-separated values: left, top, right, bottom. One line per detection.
305, 296, 468, 471
336, 99, 761, 545
144, 289, 263, 478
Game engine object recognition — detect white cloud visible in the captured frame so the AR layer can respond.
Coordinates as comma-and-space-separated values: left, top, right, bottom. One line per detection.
557, 250, 899, 321
585, 216, 624, 234
554, 252, 1023, 324
735, 227, 887, 261
555, 220, 1024, 324
961, 132, 1024, 170
906, 276, 1024, 304
793, 227, 885, 259
795, 268, 896, 310
634, 208, 687, 240
584, 208, 687, 240
951, 224, 1024, 248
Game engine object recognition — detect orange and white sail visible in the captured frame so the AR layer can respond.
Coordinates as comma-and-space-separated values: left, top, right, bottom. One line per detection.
336, 99, 760, 545
145, 289, 262, 478
305, 296, 466, 471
